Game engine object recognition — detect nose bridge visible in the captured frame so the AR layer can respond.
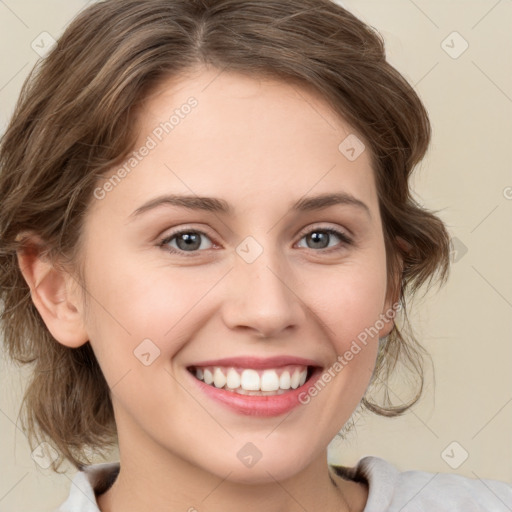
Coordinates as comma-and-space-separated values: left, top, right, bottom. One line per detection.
223, 237, 303, 337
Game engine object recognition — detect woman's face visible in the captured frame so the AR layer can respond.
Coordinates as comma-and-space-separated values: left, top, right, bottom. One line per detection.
78, 66, 395, 482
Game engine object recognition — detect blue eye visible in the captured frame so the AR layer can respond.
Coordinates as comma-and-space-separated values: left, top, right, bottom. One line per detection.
297, 228, 352, 251
160, 230, 213, 254
159, 226, 352, 256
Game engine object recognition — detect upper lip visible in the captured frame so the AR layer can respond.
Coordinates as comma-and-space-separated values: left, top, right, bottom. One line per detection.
187, 356, 323, 369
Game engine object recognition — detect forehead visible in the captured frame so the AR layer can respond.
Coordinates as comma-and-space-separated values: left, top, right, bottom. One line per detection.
93, 66, 379, 219
139, 67, 358, 164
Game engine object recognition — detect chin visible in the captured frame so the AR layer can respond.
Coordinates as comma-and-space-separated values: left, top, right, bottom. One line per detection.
195, 443, 317, 485
216, 461, 304, 485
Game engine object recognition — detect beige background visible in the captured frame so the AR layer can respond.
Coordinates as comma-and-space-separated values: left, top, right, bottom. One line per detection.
0, 1, 511, 510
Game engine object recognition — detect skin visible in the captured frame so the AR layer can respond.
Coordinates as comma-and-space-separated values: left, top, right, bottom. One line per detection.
18, 65, 400, 512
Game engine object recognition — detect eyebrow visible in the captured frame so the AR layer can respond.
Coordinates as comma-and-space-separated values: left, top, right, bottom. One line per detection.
128, 192, 371, 219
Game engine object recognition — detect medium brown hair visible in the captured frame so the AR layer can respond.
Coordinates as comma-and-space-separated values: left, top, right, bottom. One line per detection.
0, 0, 450, 471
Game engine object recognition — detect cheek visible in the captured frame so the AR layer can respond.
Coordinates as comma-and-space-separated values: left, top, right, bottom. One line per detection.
80, 249, 222, 376
305, 259, 388, 341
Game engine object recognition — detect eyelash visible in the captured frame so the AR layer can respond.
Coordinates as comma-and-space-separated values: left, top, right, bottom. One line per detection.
158, 226, 353, 257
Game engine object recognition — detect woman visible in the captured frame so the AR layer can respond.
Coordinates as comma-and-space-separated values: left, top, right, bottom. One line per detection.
0, 1, 510, 510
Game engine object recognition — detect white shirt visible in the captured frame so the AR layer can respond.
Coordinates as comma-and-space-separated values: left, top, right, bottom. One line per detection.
56, 456, 512, 511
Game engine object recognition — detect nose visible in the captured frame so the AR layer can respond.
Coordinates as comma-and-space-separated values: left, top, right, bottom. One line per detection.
221, 245, 305, 339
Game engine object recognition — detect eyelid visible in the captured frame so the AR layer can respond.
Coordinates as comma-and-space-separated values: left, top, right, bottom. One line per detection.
295, 223, 353, 245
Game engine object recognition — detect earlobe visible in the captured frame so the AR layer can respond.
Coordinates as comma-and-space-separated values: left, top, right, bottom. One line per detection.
16, 238, 89, 348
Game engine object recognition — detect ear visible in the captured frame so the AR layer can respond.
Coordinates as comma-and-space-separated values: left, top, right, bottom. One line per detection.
16, 235, 88, 348
378, 236, 408, 338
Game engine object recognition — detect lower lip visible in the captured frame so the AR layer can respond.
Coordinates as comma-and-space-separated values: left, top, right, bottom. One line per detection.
188, 368, 323, 417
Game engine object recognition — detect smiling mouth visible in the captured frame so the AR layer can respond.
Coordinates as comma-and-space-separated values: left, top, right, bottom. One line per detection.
187, 365, 317, 396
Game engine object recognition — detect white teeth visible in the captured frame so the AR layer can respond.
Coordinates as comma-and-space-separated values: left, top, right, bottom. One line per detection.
213, 367, 226, 388
193, 365, 310, 394
261, 370, 280, 392
290, 370, 301, 389
240, 369, 260, 391
226, 368, 241, 389
203, 368, 213, 385
279, 371, 291, 389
